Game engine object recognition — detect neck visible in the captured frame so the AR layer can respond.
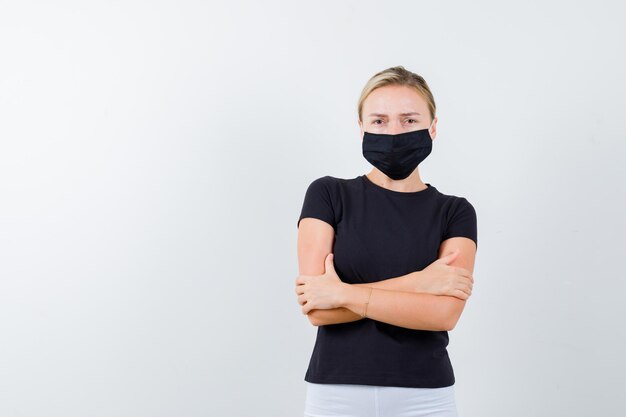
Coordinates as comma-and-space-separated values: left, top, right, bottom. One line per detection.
366, 169, 427, 193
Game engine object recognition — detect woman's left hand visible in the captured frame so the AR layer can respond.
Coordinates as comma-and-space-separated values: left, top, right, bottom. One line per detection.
295, 253, 347, 314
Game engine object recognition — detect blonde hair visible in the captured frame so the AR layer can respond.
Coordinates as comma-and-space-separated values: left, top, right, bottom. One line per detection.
357, 66, 436, 123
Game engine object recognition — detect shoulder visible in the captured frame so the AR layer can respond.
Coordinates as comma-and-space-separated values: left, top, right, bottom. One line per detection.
434, 187, 478, 248
449, 196, 476, 217
302, 176, 336, 200
305, 175, 356, 196
431, 187, 476, 214
309, 174, 353, 185
299, 175, 352, 230
307, 175, 336, 188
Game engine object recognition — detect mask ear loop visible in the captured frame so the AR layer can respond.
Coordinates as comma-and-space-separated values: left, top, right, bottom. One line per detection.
428, 119, 435, 138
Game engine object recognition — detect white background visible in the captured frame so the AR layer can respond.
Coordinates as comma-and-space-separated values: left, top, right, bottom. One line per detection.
1, 1, 625, 416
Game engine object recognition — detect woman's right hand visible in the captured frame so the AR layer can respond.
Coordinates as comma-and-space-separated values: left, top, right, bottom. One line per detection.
407, 249, 474, 300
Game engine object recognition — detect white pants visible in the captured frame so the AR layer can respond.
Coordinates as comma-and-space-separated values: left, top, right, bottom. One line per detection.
304, 381, 459, 417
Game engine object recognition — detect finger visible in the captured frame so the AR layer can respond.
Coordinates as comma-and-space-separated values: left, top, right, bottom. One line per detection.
462, 270, 474, 283
303, 303, 312, 315
437, 249, 458, 264
458, 274, 473, 285
449, 266, 471, 279
325, 253, 335, 273
460, 277, 473, 290
454, 268, 474, 284
453, 289, 468, 300
457, 281, 472, 293
451, 281, 468, 296
436, 249, 459, 264
454, 267, 470, 277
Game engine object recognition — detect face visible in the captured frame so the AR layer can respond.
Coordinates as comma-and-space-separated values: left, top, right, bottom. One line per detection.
359, 84, 437, 139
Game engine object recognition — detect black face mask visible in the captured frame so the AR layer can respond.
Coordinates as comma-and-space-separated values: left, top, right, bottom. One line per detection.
361, 126, 433, 180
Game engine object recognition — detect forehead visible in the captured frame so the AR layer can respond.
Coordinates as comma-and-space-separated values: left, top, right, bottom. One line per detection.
363, 85, 428, 116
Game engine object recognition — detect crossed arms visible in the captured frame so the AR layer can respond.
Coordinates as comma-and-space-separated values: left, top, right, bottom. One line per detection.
296, 217, 477, 331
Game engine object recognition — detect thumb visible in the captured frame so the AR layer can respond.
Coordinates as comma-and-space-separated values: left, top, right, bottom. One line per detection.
324, 253, 335, 273
436, 248, 459, 265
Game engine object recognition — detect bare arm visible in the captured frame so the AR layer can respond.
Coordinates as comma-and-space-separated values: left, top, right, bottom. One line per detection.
340, 287, 455, 331
304, 275, 417, 326
338, 237, 477, 331
296, 216, 418, 326
297, 217, 476, 330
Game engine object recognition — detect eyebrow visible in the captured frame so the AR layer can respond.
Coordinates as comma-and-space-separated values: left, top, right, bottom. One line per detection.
367, 112, 421, 117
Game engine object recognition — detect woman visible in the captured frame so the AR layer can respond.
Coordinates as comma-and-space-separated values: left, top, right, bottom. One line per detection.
295, 66, 478, 417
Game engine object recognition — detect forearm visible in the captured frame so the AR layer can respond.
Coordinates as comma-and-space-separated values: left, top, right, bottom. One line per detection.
353, 274, 416, 292
306, 307, 362, 326
340, 285, 460, 331
306, 274, 416, 326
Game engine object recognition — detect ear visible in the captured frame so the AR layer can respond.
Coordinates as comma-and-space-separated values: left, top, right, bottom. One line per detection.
358, 119, 364, 137
429, 117, 438, 141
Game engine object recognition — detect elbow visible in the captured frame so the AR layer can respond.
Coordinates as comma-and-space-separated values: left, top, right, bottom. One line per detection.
443, 315, 459, 331
430, 318, 455, 332
430, 315, 457, 332
306, 312, 321, 327
441, 297, 465, 331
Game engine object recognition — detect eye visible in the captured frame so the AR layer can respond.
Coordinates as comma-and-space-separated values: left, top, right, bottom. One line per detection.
372, 119, 383, 125
406, 119, 417, 123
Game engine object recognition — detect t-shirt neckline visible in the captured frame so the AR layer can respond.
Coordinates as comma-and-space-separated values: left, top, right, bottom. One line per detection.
360, 174, 436, 197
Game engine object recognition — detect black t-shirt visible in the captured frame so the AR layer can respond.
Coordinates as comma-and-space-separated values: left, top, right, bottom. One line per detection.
296, 174, 478, 388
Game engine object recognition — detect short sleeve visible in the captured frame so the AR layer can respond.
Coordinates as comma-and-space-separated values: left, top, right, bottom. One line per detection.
442, 197, 478, 249
297, 176, 336, 230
